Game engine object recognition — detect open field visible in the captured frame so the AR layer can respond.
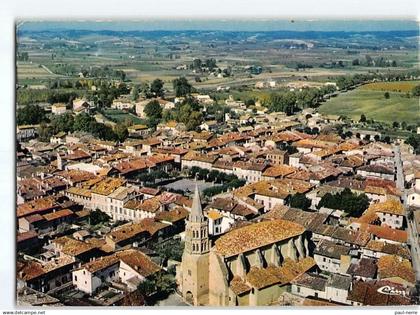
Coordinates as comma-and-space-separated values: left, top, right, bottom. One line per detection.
102, 109, 145, 125
17, 62, 59, 79
360, 80, 420, 92
318, 88, 420, 124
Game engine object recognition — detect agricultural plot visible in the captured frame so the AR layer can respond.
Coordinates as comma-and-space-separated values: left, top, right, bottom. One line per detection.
17, 62, 58, 79
319, 87, 419, 124
101, 109, 145, 125
360, 80, 420, 92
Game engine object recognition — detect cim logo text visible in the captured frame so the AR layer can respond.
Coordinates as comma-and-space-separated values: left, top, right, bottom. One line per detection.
377, 285, 407, 297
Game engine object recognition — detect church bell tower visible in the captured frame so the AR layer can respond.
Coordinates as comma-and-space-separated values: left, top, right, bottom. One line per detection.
178, 185, 210, 305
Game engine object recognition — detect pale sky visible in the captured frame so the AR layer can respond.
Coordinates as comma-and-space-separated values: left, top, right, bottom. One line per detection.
1, 0, 419, 19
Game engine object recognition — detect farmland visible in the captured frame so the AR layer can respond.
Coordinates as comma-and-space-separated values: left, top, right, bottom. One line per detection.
318, 86, 419, 124
101, 108, 145, 125
360, 80, 420, 92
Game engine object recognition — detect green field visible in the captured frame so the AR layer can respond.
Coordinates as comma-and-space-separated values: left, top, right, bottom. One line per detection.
319, 89, 420, 124
102, 109, 145, 125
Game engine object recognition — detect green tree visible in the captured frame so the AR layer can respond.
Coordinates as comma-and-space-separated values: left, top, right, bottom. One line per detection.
144, 100, 163, 120
17, 104, 47, 125
37, 122, 53, 142
162, 109, 173, 122
89, 209, 111, 225
73, 113, 94, 132
359, 114, 367, 123
137, 279, 156, 297
384, 92, 390, 99
412, 85, 420, 97
173, 77, 192, 97
289, 193, 311, 211
317, 188, 369, 217
383, 135, 391, 144
114, 122, 129, 142
131, 85, 140, 101
50, 112, 74, 134
267, 92, 297, 115
150, 79, 164, 98
186, 111, 203, 131
406, 134, 420, 154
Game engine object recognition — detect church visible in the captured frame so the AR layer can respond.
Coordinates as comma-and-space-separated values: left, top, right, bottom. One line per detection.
177, 186, 316, 306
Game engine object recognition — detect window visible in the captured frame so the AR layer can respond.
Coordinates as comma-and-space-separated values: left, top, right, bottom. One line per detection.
74, 275, 77, 281
188, 270, 191, 276
83, 270, 86, 275
297, 287, 300, 293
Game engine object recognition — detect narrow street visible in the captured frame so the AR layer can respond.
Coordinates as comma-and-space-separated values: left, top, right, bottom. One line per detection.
394, 144, 420, 281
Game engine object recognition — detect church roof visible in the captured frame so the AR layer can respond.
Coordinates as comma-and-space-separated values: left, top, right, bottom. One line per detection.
214, 219, 305, 257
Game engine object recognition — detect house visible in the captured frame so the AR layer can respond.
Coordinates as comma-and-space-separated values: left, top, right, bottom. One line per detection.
346, 257, 377, 281
232, 161, 268, 183
181, 151, 217, 171
127, 124, 151, 138
111, 97, 134, 110
266, 149, 289, 165
356, 164, 395, 181
370, 199, 406, 230
361, 240, 411, 260
348, 279, 411, 306
17, 231, 40, 252
205, 198, 259, 236
313, 240, 352, 274
325, 274, 352, 304
51, 236, 103, 263
233, 179, 313, 212
51, 103, 67, 115
50, 132, 67, 145
105, 219, 170, 251
72, 99, 90, 112
17, 256, 76, 293
72, 249, 160, 295
200, 120, 218, 132
17, 125, 38, 142
377, 255, 416, 287
291, 273, 327, 301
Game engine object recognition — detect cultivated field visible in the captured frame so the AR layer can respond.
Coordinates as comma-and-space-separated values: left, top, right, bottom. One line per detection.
360, 80, 420, 92
102, 109, 145, 125
319, 87, 420, 124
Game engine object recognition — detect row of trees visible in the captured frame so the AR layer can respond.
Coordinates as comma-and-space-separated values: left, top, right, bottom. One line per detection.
190, 58, 217, 72
187, 166, 246, 197
133, 170, 171, 185
352, 55, 398, 68
335, 70, 420, 91
37, 112, 129, 142
17, 89, 84, 106
264, 85, 337, 115
317, 188, 369, 217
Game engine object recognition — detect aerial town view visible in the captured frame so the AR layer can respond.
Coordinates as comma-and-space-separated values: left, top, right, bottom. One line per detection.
15, 19, 420, 307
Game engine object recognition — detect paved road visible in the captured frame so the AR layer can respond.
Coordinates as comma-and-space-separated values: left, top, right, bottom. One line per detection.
394, 144, 420, 281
